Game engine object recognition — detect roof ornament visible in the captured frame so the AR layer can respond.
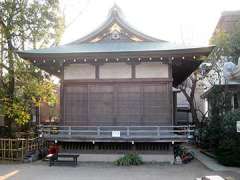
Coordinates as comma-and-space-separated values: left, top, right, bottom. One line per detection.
109, 4, 123, 17
111, 30, 121, 40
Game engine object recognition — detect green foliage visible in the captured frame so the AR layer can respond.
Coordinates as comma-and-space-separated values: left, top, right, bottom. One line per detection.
25, 0, 65, 48
0, 60, 57, 126
15, 61, 57, 107
114, 153, 143, 166
1, 98, 30, 125
228, 22, 240, 63
210, 22, 240, 64
0, 0, 64, 136
201, 87, 240, 166
210, 30, 231, 56
207, 87, 232, 117
0, 0, 65, 49
202, 116, 223, 150
206, 21, 240, 86
215, 111, 240, 166
200, 87, 233, 150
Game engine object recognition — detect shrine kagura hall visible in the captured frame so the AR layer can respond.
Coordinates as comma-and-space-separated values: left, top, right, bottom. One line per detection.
18, 6, 213, 152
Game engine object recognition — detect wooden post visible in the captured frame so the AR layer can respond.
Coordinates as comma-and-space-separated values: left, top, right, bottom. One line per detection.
187, 125, 191, 138
10, 139, 13, 160
9, 139, 10, 160
26, 138, 29, 152
21, 139, 24, 161
3, 139, 5, 160
0, 139, 2, 160
97, 127, 100, 137
168, 59, 174, 125
68, 126, 71, 137
157, 127, 160, 137
127, 127, 130, 137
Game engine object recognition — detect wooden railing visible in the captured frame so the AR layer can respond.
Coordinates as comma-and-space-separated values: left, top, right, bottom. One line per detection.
39, 125, 194, 142
0, 138, 47, 161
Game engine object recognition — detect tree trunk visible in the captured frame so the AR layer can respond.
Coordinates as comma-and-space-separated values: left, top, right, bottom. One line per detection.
189, 101, 199, 127
5, 116, 14, 137
0, 28, 3, 79
4, 29, 15, 137
179, 75, 200, 127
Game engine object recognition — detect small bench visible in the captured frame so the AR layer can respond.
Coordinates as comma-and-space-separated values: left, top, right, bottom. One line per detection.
47, 153, 79, 167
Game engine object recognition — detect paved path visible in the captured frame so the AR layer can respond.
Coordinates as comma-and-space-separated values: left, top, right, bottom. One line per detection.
184, 144, 240, 174
0, 160, 239, 180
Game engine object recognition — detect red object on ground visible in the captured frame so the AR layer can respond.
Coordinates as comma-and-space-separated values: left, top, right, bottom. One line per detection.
48, 144, 59, 155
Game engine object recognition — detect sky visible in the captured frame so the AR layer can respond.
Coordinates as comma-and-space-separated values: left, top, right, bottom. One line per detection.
59, 0, 240, 46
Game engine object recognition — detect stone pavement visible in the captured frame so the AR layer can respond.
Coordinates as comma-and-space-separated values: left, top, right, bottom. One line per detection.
184, 144, 240, 174
0, 160, 239, 180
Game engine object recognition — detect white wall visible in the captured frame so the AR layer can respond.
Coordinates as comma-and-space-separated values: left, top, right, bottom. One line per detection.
64, 62, 169, 80
136, 62, 168, 78
64, 64, 95, 79
99, 63, 131, 79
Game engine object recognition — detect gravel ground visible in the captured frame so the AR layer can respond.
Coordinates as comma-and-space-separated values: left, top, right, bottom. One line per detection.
0, 160, 239, 180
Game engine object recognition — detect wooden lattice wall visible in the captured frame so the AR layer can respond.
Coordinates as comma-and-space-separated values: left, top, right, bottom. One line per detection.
0, 138, 47, 161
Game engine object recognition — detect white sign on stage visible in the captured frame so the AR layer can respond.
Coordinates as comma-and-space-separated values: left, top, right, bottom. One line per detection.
237, 121, 240, 133
112, 131, 121, 137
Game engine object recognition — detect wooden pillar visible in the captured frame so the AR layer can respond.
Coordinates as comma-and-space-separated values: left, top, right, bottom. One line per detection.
21, 139, 24, 161
95, 64, 99, 79
60, 62, 65, 125
113, 84, 118, 125
131, 64, 136, 79
173, 92, 177, 125
140, 85, 144, 125
168, 59, 174, 125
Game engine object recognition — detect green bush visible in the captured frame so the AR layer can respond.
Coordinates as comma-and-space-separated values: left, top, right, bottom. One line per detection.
203, 115, 224, 150
215, 111, 240, 166
114, 153, 143, 166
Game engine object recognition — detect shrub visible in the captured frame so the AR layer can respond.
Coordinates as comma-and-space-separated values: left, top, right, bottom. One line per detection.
215, 110, 240, 166
203, 115, 224, 150
114, 153, 143, 166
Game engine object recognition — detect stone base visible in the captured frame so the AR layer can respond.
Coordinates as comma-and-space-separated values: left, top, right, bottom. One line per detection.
77, 153, 174, 164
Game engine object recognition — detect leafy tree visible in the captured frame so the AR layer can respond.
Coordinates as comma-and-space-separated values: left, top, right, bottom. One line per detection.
0, 0, 64, 137
198, 23, 240, 163
228, 23, 240, 63
209, 22, 240, 80
208, 31, 230, 85
215, 110, 240, 166
200, 87, 232, 149
179, 21, 240, 127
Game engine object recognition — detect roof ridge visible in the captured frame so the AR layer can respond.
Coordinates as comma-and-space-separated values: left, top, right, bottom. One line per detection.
66, 5, 167, 45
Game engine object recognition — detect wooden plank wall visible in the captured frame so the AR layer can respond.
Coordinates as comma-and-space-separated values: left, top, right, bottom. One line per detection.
63, 82, 172, 126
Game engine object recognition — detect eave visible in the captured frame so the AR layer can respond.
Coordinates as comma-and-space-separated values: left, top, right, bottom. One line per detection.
17, 45, 213, 87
